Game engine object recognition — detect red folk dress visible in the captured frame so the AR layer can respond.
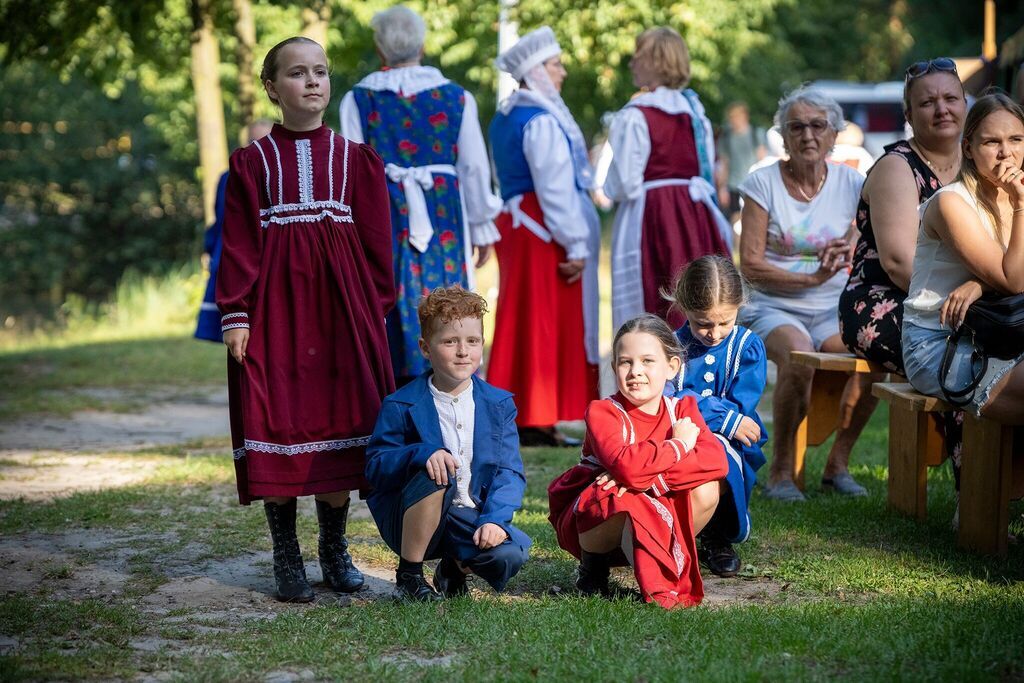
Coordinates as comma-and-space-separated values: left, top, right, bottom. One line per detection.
637, 107, 731, 327
548, 394, 728, 608
489, 193, 601, 426
487, 94, 602, 428
217, 124, 396, 504
607, 88, 732, 330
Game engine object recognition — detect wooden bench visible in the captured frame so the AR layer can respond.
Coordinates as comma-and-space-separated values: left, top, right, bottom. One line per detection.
870, 382, 949, 521
788, 352, 892, 490
873, 382, 1016, 557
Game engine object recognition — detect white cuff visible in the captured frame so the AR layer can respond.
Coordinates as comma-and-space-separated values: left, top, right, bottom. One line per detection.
470, 220, 500, 246
565, 240, 590, 261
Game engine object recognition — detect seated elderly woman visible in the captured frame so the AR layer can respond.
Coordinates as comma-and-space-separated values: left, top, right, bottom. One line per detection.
738, 86, 882, 502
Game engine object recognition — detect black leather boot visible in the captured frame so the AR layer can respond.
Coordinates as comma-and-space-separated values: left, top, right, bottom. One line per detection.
575, 551, 611, 596
316, 499, 365, 593
264, 499, 314, 603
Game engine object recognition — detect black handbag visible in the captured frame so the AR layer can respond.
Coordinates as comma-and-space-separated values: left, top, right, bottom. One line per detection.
938, 292, 1024, 407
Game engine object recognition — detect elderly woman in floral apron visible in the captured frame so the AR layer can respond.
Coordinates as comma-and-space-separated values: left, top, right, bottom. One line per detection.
340, 6, 501, 386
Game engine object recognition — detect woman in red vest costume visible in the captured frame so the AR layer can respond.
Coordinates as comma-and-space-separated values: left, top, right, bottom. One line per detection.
488, 27, 601, 446
605, 27, 733, 330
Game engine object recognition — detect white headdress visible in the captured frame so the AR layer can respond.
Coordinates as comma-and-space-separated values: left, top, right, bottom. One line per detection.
496, 26, 594, 189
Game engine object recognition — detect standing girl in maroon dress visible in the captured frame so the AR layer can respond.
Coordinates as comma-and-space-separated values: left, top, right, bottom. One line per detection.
605, 27, 733, 330
218, 37, 395, 602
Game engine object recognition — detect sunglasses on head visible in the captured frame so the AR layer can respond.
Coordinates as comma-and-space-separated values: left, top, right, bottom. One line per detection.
905, 57, 957, 81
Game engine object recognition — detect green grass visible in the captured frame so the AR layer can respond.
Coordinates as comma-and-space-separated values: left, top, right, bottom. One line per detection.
1, 419, 1022, 680
1, 279, 1022, 680
0, 336, 224, 419
0, 263, 224, 419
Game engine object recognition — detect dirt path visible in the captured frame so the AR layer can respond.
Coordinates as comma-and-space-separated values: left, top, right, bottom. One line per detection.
0, 387, 230, 452
0, 528, 784, 619
0, 385, 786, 630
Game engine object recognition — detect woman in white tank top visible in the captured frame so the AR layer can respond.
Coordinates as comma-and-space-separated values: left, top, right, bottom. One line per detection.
902, 92, 1024, 429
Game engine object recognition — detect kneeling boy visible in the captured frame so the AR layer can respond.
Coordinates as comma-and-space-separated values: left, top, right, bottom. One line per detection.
366, 286, 531, 600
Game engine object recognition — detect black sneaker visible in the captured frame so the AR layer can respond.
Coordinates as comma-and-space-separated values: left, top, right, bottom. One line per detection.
396, 571, 442, 601
433, 557, 469, 598
700, 540, 741, 578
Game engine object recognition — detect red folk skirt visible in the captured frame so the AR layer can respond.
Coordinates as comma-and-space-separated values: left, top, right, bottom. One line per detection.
486, 192, 599, 427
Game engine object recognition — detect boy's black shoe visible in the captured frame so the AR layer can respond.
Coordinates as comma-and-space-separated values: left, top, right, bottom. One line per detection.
575, 551, 611, 596
264, 500, 315, 603
700, 539, 741, 578
396, 570, 443, 602
433, 557, 469, 598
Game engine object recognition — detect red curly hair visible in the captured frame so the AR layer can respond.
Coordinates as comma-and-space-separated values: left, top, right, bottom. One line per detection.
418, 286, 489, 340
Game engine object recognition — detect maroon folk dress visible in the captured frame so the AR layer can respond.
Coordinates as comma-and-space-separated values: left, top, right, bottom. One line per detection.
636, 107, 731, 328
217, 124, 396, 504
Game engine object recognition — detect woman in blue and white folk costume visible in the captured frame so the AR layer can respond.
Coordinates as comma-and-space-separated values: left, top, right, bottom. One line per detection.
668, 256, 767, 578
340, 6, 502, 386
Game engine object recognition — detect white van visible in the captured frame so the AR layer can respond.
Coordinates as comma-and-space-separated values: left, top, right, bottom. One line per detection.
810, 80, 907, 158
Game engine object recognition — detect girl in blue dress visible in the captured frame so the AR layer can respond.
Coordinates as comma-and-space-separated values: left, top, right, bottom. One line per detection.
669, 255, 767, 577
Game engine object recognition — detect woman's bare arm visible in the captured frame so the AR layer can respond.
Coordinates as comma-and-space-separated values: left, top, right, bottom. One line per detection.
865, 155, 921, 292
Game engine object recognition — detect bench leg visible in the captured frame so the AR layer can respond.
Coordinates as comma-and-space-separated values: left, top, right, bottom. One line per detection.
958, 414, 1012, 557
794, 416, 807, 491
924, 413, 948, 467
791, 371, 849, 491
887, 406, 931, 520
807, 371, 848, 444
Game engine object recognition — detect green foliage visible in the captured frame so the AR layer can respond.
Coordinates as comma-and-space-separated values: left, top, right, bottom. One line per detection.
0, 61, 203, 323
2, 0, 1020, 323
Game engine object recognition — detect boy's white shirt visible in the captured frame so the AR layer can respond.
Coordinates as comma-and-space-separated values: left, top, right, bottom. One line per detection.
428, 377, 477, 508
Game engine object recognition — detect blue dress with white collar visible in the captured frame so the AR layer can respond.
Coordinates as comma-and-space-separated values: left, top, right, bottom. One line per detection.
671, 323, 768, 543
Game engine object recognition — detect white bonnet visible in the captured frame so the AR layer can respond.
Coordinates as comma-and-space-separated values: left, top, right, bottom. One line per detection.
495, 26, 561, 80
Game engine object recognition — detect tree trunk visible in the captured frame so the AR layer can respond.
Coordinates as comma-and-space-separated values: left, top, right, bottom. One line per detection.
232, 0, 256, 136
300, 0, 331, 50
191, 0, 229, 226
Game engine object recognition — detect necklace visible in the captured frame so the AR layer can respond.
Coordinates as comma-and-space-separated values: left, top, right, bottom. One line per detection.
787, 162, 826, 201
910, 139, 959, 174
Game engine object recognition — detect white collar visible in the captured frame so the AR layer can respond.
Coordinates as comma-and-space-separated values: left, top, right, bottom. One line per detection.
624, 87, 696, 117
428, 375, 474, 404
355, 65, 449, 96
499, 88, 552, 115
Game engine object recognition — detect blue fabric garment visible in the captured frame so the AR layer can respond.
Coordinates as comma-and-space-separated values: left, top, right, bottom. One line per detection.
365, 372, 532, 552
370, 469, 528, 591
195, 171, 229, 343
489, 104, 592, 200
352, 83, 469, 379
488, 105, 546, 200
671, 323, 768, 543
681, 89, 715, 189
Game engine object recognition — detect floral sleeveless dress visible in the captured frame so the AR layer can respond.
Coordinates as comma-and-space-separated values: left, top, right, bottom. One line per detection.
839, 141, 940, 373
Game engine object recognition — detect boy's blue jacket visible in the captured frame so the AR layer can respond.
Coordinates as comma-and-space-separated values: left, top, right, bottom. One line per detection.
365, 373, 532, 549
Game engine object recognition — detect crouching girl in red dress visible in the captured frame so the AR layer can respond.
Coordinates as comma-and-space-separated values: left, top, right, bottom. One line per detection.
548, 314, 728, 608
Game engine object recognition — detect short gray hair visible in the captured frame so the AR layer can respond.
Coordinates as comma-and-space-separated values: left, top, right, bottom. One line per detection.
773, 85, 847, 132
371, 6, 426, 66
